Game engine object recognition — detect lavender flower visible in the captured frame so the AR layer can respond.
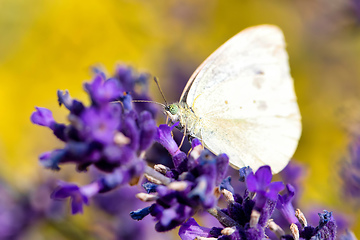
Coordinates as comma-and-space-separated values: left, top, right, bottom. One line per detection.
178, 165, 341, 240
155, 123, 188, 172
30, 107, 56, 128
179, 218, 212, 239
31, 66, 157, 214
144, 149, 228, 232
279, 161, 305, 207
114, 65, 158, 117
276, 184, 299, 225
246, 166, 285, 209
287, 210, 337, 240
51, 182, 90, 214
130, 124, 229, 232
83, 74, 123, 105
30, 64, 353, 239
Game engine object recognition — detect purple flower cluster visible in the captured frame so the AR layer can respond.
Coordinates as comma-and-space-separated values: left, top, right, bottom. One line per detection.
130, 124, 229, 232
179, 166, 338, 240
31, 66, 157, 214
30, 65, 356, 239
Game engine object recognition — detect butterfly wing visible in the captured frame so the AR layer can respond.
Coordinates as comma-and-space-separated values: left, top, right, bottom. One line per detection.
182, 25, 301, 174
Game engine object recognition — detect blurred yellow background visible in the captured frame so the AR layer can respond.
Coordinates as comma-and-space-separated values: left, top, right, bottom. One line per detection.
0, 0, 359, 238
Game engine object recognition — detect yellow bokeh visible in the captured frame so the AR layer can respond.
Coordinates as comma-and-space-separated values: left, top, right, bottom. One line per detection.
0, 0, 359, 238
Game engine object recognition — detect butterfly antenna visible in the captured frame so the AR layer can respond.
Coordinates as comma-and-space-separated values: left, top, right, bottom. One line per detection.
153, 77, 168, 106
131, 99, 166, 108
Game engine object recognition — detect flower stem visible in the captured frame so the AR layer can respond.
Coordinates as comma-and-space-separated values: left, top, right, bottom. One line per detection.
207, 207, 239, 228
144, 165, 172, 185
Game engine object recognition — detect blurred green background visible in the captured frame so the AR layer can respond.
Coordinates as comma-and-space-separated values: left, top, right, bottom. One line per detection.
0, 0, 359, 238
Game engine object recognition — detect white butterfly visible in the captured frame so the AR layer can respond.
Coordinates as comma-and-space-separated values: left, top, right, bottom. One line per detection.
165, 25, 301, 174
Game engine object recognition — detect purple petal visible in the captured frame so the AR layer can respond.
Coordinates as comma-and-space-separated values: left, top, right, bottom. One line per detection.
245, 224, 265, 239
285, 183, 296, 200
39, 151, 51, 160
188, 177, 208, 201
71, 199, 83, 214
57, 90, 72, 109
103, 78, 123, 97
215, 153, 229, 185
155, 185, 172, 197
255, 166, 272, 187
178, 218, 211, 240
81, 105, 121, 144
276, 184, 298, 224
84, 74, 124, 104
220, 176, 234, 194
173, 152, 188, 172
130, 207, 151, 220
51, 183, 79, 199
142, 182, 158, 193
120, 92, 133, 111
266, 181, 285, 200
191, 138, 202, 149
246, 172, 258, 192
39, 150, 65, 171
115, 65, 134, 90
30, 107, 55, 127
138, 111, 157, 151
51, 182, 90, 215
239, 166, 252, 182
156, 123, 180, 156
57, 90, 86, 116
92, 73, 103, 87
123, 117, 140, 150
160, 207, 177, 227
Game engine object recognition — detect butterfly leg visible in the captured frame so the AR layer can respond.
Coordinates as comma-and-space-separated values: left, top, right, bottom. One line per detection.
165, 116, 175, 138
177, 121, 187, 151
186, 135, 195, 157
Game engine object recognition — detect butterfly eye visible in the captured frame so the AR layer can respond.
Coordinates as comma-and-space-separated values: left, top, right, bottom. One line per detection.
168, 104, 178, 115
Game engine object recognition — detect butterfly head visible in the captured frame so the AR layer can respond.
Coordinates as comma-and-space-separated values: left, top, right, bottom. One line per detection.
166, 104, 179, 115
164, 103, 181, 123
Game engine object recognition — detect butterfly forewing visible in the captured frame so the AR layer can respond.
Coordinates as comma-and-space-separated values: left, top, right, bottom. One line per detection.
181, 25, 301, 174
